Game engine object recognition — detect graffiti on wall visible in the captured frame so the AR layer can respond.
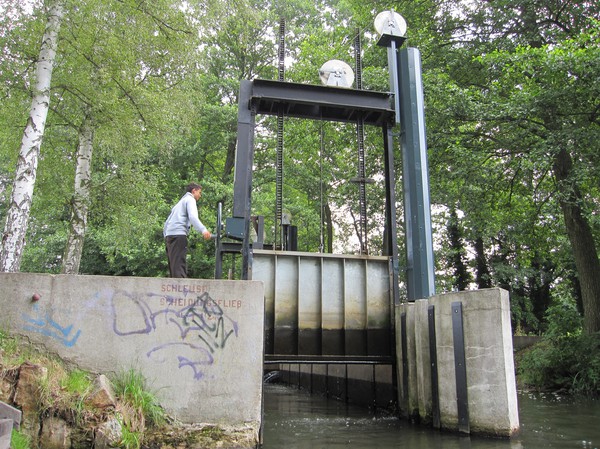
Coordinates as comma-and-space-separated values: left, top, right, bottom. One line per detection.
22, 304, 82, 347
17, 281, 243, 381
111, 289, 240, 380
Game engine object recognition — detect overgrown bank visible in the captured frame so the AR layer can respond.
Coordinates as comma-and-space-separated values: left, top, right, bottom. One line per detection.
515, 302, 600, 396
0, 330, 256, 449
516, 333, 600, 396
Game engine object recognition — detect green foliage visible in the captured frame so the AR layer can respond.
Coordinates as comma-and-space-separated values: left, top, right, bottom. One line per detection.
120, 423, 142, 449
56, 369, 93, 425
1, 331, 95, 425
111, 369, 166, 427
201, 425, 224, 440
518, 333, 600, 395
0, 328, 36, 366
426, 9, 600, 332
518, 296, 599, 394
0, 332, 174, 447
61, 369, 92, 396
544, 296, 583, 338
10, 429, 31, 449
37, 357, 92, 424
0, 328, 19, 358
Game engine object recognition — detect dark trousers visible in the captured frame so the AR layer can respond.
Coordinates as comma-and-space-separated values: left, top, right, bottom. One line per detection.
165, 235, 188, 278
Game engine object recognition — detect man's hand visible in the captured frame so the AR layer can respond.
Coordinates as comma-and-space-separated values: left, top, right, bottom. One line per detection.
203, 230, 212, 240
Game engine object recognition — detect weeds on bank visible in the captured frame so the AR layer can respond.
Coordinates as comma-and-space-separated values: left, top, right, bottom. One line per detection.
61, 369, 93, 423
112, 369, 166, 427
35, 356, 97, 427
112, 369, 167, 449
1, 329, 167, 449
517, 299, 600, 396
11, 429, 31, 449
201, 425, 225, 440
0, 329, 35, 367
120, 423, 142, 449
517, 332, 600, 395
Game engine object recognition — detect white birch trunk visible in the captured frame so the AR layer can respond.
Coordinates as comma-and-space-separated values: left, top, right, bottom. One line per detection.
0, 0, 64, 272
62, 114, 94, 274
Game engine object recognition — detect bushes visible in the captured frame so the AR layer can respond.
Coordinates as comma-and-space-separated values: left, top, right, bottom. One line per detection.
517, 298, 600, 395
517, 333, 600, 394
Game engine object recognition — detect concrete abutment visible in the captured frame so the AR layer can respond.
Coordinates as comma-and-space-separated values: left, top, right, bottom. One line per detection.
397, 288, 519, 436
0, 273, 265, 445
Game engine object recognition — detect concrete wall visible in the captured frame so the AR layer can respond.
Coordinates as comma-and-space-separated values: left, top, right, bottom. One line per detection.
513, 335, 540, 351
0, 273, 264, 430
396, 288, 519, 437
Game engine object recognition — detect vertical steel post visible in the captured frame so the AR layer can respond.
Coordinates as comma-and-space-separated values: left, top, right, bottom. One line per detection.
400, 312, 409, 416
428, 305, 440, 428
214, 202, 223, 279
382, 123, 400, 306
397, 48, 435, 300
379, 31, 435, 301
386, 40, 401, 125
232, 80, 256, 279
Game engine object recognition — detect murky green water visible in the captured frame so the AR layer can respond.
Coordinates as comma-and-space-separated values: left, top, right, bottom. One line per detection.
261, 384, 600, 448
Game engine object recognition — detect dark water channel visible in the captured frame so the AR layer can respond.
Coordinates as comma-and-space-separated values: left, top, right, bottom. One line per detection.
261, 383, 600, 449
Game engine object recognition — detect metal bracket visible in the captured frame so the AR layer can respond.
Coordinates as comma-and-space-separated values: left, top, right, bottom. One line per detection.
400, 312, 409, 415
428, 305, 440, 428
452, 301, 469, 434
225, 217, 246, 240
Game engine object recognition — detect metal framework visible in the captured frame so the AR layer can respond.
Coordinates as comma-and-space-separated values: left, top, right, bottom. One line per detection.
227, 78, 401, 305
223, 45, 436, 304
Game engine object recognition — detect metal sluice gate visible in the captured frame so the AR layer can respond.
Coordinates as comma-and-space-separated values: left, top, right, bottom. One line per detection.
251, 250, 395, 365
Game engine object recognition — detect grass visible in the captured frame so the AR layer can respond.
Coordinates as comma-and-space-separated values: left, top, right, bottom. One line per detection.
120, 422, 142, 449
33, 355, 97, 426
201, 425, 225, 440
62, 369, 93, 395
112, 369, 166, 427
10, 429, 31, 449
1, 329, 167, 449
111, 368, 167, 448
0, 328, 33, 367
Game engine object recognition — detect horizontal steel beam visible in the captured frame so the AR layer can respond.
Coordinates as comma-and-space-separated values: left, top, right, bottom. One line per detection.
264, 355, 394, 365
249, 79, 394, 126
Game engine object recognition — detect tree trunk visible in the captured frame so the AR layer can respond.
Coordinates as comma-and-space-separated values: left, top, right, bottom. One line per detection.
62, 113, 94, 274
0, 0, 64, 272
448, 208, 470, 290
324, 203, 333, 254
473, 236, 492, 289
553, 147, 600, 334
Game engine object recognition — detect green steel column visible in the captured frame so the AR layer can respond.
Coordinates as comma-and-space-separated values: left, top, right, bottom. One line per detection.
397, 47, 435, 300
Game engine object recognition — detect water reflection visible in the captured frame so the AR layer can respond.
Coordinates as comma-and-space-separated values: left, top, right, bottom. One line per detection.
261, 384, 600, 449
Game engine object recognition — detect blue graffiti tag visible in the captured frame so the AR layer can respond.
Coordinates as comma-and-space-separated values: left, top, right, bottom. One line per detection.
22, 305, 81, 347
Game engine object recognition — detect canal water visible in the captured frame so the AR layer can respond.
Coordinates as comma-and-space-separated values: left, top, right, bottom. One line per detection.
261, 383, 600, 448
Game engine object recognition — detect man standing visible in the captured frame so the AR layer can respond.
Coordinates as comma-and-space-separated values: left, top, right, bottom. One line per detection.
164, 183, 212, 277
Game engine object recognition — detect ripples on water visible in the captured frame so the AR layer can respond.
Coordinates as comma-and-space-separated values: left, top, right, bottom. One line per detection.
261, 384, 600, 449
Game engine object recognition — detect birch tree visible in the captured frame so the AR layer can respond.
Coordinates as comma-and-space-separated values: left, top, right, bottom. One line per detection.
0, 0, 63, 272
58, 0, 206, 275
61, 111, 93, 274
